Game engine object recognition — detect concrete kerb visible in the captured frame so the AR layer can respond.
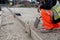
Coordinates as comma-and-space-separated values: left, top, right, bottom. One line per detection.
30, 28, 43, 40
29, 21, 42, 40
28, 18, 43, 40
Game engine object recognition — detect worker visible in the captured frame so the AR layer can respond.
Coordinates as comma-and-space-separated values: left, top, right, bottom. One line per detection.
37, 0, 60, 33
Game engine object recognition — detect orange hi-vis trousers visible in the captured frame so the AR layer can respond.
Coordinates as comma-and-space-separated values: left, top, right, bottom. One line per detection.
41, 9, 60, 30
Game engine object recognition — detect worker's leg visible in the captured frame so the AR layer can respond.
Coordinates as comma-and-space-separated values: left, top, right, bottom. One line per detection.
41, 9, 54, 30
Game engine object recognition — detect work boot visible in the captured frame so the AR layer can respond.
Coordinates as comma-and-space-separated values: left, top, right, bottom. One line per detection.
40, 29, 53, 33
